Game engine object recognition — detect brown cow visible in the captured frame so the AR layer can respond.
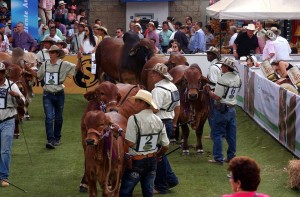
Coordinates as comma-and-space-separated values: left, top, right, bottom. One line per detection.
95, 31, 155, 84
85, 110, 126, 197
3, 61, 27, 138
115, 83, 145, 120
80, 81, 121, 192
141, 53, 188, 91
169, 64, 209, 155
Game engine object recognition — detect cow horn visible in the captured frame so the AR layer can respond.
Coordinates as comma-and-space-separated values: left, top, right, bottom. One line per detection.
129, 46, 139, 56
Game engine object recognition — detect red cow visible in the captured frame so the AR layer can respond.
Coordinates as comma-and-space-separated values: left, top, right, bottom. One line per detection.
80, 81, 121, 192
169, 64, 209, 155
85, 110, 126, 197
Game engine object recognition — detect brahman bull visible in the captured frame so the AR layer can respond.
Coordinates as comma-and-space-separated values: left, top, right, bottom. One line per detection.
80, 81, 121, 192
95, 31, 155, 84
84, 110, 126, 197
169, 64, 209, 155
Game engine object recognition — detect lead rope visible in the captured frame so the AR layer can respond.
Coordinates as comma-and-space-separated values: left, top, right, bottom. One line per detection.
105, 131, 121, 194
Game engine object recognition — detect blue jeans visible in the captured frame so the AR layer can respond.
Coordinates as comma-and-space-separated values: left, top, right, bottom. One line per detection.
120, 157, 156, 197
0, 118, 15, 180
210, 107, 236, 162
161, 119, 173, 139
154, 119, 178, 193
43, 91, 65, 143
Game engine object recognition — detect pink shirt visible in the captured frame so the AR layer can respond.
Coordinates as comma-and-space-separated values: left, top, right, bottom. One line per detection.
262, 40, 276, 62
38, 0, 55, 10
222, 191, 270, 197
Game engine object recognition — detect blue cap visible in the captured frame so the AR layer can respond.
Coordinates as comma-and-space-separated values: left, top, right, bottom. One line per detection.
0, 23, 6, 28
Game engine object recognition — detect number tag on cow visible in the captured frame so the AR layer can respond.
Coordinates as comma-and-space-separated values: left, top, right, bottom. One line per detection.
45, 72, 59, 85
136, 134, 159, 152
0, 88, 8, 109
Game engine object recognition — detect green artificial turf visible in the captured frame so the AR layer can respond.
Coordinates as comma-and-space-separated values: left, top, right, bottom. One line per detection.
0, 94, 299, 197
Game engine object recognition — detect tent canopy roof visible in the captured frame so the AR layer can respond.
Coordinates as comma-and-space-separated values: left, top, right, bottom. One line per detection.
206, 0, 300, 20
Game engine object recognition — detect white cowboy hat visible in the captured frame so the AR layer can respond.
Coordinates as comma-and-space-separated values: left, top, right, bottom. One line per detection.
146, 63, 173, 81
246, 55, 258, 67
132, 90, 157, 109
58, 1, 67, 6
48, 45, 65, 59
246, 24, 255, 31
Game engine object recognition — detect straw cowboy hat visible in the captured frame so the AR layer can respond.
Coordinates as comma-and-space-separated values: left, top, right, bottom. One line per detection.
206, 46, 221, 60
93, 24, 101, 30
132, 89, 157, 109
246, 24, 255, 31
41, 36, 56, 44
56, 40, 67, 48
264, 30, 277, 41
270, 26, 281, 35
48, 45, 65, 59
99, 26, 108, 35
146, 63, 173, 81
221, 58, 238, 72
23, 52, 37, 64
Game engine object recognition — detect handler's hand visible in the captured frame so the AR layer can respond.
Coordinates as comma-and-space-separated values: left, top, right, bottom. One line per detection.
77, 51, 83, 59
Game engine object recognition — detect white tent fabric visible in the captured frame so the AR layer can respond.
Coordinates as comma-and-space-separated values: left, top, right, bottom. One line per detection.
206, 0, 300, 20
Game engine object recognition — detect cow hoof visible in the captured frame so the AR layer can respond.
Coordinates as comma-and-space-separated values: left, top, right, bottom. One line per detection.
79, 184, 88, 193
24, 114, 30, 121
182, 150, 189, 156
197, 149, 204, 154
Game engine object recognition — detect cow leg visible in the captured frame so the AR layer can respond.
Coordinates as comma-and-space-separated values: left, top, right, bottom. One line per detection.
87, 175, 97, 197
195, 123, 205, 154
14, 118, 20, 139
79, 175, 88, 193
181, 123, 189, 155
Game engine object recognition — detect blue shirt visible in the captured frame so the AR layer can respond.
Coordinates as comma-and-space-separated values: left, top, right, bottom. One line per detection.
192, 29, 206, 52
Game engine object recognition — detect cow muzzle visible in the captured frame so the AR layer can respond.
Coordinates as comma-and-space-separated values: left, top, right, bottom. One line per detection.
188, 92, 198, 100
86, 139, 95, 145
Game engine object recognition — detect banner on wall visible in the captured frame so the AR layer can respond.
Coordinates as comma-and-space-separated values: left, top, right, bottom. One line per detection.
236, 63, 300, 158
11, 0, 38, 40
32, 55, 98, 94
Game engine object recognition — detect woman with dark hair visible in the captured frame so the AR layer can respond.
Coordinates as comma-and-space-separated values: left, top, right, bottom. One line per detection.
80, 25, 98, 54
222, 156, 269, 197
167, 40, 184, 54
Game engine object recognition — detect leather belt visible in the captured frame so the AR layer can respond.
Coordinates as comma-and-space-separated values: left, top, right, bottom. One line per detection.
44, 90, 64, 96
132, 153, 157, 160
0, 116, 14, 124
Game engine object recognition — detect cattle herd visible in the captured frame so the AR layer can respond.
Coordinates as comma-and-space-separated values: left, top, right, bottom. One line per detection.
2, 32, 210, 196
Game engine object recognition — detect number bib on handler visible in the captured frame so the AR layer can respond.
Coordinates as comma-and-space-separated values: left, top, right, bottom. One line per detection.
224, 87, 239, 100
136, 134, 159, 152
45, 72, 59, 85
0, 88, 8, 109
44, 61, 63, 85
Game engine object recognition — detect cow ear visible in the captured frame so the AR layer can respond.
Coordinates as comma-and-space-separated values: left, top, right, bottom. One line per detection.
129, 46, 139, 56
